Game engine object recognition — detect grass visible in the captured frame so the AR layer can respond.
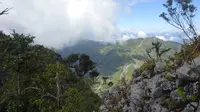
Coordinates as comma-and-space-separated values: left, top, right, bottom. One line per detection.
99, 46, 113, 54
89, 37, 181, 96
111, 59, 144, 84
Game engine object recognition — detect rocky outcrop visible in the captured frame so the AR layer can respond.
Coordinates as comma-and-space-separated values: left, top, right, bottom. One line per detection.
101, 56, 200, 112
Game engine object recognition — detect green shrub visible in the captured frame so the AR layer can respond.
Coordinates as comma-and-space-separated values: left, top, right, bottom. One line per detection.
63, 81, 101, 112
177, 86, 186, 101
108, 81, 114, 87
168, 99, 177, 109
171, 38, 200, 66
140, 59, 155, 72
165, 75, 173, 81
7, 100, 25, 112
182, 39, 200, 60
164, 59, 175, 72
190, 94, 198, 102
161, 96, 168, 107
60, 88, 84, 112
32, 99, 57, 112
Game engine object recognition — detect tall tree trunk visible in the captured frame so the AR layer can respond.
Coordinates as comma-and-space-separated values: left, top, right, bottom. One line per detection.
17, 73, 21, 112
56, 62, 60, 106
17, 73, 20, 95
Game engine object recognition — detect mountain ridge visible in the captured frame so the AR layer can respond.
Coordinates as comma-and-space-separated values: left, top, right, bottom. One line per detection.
60, 37, 181, 76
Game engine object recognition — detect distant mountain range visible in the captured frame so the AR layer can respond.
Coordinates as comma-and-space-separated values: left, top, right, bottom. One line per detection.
118, 30, 185, 42
60, 37, 181, 77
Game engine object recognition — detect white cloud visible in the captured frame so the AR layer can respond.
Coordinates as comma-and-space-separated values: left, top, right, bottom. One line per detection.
197, 29, 200, 36
168, 36, 176, 41
120, 28, 184, 43
128, 0, 155, 6
168, 36, 184, 43
156, 36, 167, 41
121, 33, 137, 40
121, 35, 131, 41
137, 31, 147, 37
0, 0, 121, 49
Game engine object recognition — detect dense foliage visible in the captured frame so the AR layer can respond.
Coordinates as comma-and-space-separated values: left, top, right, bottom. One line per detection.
0, 31, 101, 112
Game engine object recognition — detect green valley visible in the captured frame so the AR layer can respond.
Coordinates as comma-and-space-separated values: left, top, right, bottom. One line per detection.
61, 37, 181, 79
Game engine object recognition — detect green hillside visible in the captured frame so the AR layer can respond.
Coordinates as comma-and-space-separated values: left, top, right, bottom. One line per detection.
61, 37, 181, 77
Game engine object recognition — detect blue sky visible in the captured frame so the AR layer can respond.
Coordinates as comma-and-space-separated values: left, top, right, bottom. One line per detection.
118, 0, 200, 32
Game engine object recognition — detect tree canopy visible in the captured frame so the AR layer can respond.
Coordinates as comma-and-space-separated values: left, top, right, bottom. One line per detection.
0, 31, 101, 112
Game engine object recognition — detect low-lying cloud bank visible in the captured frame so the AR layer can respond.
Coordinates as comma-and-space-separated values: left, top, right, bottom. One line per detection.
119, 28, 185, 43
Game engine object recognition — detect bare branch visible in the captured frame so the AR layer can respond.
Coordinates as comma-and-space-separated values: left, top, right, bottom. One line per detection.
0, 8, 12, 15
160, 0, 197, 42
41, 92, 57, 100
21, 87, 41, 93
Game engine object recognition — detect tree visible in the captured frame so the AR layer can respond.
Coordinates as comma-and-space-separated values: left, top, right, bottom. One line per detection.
0, 31, 66, 111
0, 22, 101, 112
102, 76, 109, 85
160, 0, 198, 42
146, 40, 171, 61
64, 53, 96, 77
0, 31, 35, 95
89, 70, 99, 83
0, 31, 62, 112
59, 88, 84, 112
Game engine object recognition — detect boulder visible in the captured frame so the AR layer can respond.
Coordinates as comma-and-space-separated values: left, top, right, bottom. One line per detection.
177, 62, 191, 75
183, 102, 198, 112
152, 87, 163, 98
193, 56, 200, 67
170, 90, 183, 103
154, 61, 166, 73
133, 76, 143, 84
175, 72, 191, 80
188, 65, 200, 81
141, 70, 150, 78
160, 80, 173, 92
193, 82, 199, 94
132, 68, 141, 78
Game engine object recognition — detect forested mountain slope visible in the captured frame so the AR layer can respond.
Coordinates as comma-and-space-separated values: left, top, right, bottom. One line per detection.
60, 37, 181, 76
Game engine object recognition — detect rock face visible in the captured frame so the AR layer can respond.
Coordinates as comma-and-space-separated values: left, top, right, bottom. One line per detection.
101, 56, 200, 112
